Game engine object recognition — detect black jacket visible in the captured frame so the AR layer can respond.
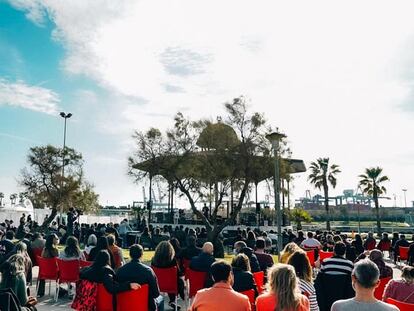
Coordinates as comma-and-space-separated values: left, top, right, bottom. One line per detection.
314, 271, 355, 311
116, 260, 160, 311
232, 268, 258, 297
189, 252, 215, 272
239, 247, 261, 273
179, 245, 201, 260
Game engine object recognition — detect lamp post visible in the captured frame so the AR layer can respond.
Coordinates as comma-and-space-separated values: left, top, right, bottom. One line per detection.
402, 189, 407, 208
266, 130, 286, 260
60, 112, 72, 224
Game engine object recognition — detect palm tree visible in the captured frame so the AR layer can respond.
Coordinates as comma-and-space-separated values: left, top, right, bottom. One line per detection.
358, 167, 389, 235
308, 158, 341, 230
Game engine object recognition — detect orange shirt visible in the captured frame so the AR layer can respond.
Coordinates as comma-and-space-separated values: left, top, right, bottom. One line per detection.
256, 292, 310, 311
189, 282, 251, 311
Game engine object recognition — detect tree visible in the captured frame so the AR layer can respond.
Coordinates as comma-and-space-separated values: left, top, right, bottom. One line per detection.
0, 192, 4, 206
20, 145, 99, 230
358, 167, 389, 234
289, 208, 312, 230
308, 158, 340, 230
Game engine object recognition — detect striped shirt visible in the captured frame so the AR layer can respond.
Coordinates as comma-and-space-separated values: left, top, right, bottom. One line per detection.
320, 256, 353, 275
298, 279, 319, 311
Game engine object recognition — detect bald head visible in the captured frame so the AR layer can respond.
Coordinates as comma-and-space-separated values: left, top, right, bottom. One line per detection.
202, 242, 214, 255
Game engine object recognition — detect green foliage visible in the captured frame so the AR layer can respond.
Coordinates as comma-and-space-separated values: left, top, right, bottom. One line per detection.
289, 208, 312, 230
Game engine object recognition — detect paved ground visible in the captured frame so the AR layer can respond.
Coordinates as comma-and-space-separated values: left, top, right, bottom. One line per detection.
32, 255, 403, 311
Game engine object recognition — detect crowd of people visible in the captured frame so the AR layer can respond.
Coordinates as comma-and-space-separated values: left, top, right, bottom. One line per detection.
1, 215, 414, 310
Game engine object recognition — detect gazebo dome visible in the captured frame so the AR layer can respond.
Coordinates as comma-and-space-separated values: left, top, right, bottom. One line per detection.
196, 122, 240, 150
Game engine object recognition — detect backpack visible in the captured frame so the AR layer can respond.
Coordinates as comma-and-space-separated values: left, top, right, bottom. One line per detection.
71, 279, 98, 311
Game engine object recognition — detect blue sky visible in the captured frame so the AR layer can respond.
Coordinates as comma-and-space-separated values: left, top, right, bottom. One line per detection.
1, 0, 414, 207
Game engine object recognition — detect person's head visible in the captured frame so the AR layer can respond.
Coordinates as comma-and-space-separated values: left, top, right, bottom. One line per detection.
297, 231, 304, 238
368, 232, 373, 238
400, 234, 406, 240
234, 241, 247, 253
14, 242, 28, 255
287, 250, 312, 283
333, 235, 342, 243
169, 238, 181, 253
255, 238, 266, 250
153, 241, 175, 265
382, 232, 389, 240
107, 234, 116, 246
401, 266, 414, 284
280, 242, 300, 263
129, 244, 144, 261
87, 234, 97, 246
355, 234, 362, 243
96, 236, 109, 250
202, 242, 214, 255
45, 233, 59, 250
393, 232, 399, 239
33, 232, 42, 240
93, 250, 111, 268
307, 232, 313, 239
231, 253, 251, 272
333, 241, 346, 257
210, 260, 233, 284
5, 230, 14, 240
326, 234, 334, 243
187, 235, 197, 247
247, 231, 256, 240
267, 264, 301, 311
352, 259, 380, 291
368, 249, 384, 262
65, 236, 81, 257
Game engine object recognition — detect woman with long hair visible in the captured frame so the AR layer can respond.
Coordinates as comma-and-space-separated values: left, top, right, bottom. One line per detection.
287, 251, 319, 311
88, 236, 115, 268
60, 236, 85, 260
151, 240, 184, 309
79, 250, 139, 311
280, 242, 301, 264
231, 253, 258, 296
41, 233, 59, 258
351, 234, 364, 256
256, 264, 310, 311
383, 266, 414, 303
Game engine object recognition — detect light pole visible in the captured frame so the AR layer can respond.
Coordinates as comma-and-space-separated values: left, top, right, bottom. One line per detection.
266, 130, 286, 260
60, 112, 72, 224
402, 189, 407, 208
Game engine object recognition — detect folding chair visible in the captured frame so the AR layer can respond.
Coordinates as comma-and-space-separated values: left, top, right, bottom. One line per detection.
152, 266, 179, 311
117, 284, 149, 311
36, 256, 58, 297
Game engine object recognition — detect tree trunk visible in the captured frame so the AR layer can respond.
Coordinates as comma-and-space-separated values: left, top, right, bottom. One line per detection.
323, 183, 330, 231
40, 207, 57, 231
373, 184, 381, 235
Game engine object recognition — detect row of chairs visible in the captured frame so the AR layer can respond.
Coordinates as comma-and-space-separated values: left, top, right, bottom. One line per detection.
36, 257, 92, 300
96, 284, 149, 311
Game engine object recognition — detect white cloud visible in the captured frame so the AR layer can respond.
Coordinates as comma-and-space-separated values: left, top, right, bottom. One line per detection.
0, 78, 60, 114
9, 0, 414, 205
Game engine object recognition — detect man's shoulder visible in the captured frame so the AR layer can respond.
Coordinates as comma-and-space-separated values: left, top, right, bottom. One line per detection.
332, 299, 399, 311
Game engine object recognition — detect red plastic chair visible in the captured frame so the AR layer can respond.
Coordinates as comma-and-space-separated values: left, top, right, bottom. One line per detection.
80, 260, 93, 268
117, 284, 149, 311
96, 283, 113, 311
152, 266, 178, 310
36, 256, 58, 297
185, 268, 207, 298
182, 258, 191, 271
374, 277, 392, 300
56, 259, 80, 301
319, 251, 334, 263
378, 241, 391, 252
240, 289, 255, 309
306, 250, 315, 267
32, 248, 43, 266
398, 246, 409, 264
253, 271, 264, 294
386, 298, 414, 311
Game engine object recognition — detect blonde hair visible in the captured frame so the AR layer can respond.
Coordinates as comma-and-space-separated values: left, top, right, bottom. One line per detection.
280, 242, 300, 264
266, 264, 301, 311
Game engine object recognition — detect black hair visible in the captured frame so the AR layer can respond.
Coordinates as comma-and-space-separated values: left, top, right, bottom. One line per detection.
211, 260, 232, 283
255, 238, 265, 249
130, 244, 143, 260
334, 241, 346, 256
93, 250, 110, 268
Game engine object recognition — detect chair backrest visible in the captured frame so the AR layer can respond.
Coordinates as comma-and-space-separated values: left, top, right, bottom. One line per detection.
253, 271, 265, 294
240, 289, 255, 305
386, 298, 414, 311
152, 266, 178, 294
399, 246, 409, 260
57, 259, 80, 283
32, 248, 43, 266
182, 258, 191, 271
80, 260, 93, 268
185, 268, 207, 298
319, 251, 334, 263
117, 284, 149, 311
378, 241, 391, 251
374, 277, 392, 300
96, 283, 113, 311
306, 250, 315, 267
37, 256, 58, 280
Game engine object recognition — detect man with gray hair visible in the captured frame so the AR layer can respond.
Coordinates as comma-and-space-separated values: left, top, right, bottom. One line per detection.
331, 259, 398, 311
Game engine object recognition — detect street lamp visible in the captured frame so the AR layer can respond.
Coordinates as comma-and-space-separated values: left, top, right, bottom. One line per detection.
266, 130, 286, 260
60, 112, 72, 223
402, 189, 407, 208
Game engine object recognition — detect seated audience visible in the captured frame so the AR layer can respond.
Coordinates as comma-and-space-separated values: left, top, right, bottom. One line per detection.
31, 232, 45, 250
246, 230, 257, 249
300, 232, 322, 250
294, 230, 305, 246
322, 234, 335, 252
151, 240, 184, 309
190, 242, 216, 272
37, 233, 59, 297
234, 241, 261, 272
355, 249, 393, 279
288, 250, 319, 311
189, 260, 251, 311
331, 259, 398, 311
179, 235, 201, 260
83, 234, 97, 260
88, 236, 115, 268
279, 242, 300, 264
377, 232, 391, 252
231, 254, 258, 296
256, 263, 309, 311
393, 234, 410, 263
383, 265, 414, 304
320, 242, 353, 275
254, 238, 274, 273
363, 232, 376, 250
59, 236, 85, 261
351, 234, 364, 256
116, 244, 164, 311
107, 234, 124, 269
